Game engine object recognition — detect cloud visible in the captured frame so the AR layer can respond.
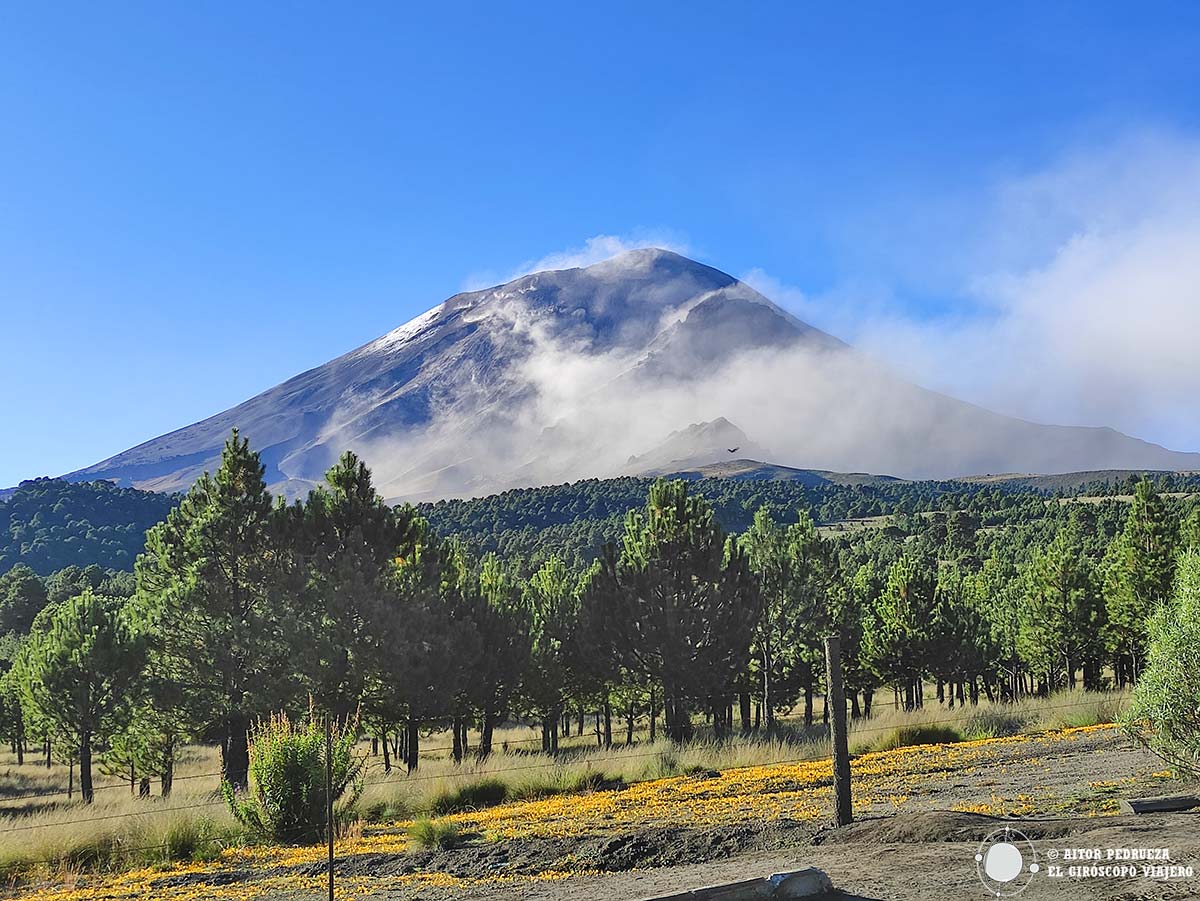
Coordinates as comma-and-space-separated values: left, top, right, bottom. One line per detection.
461, 231, 692, 291
752, 131, 1200, 453
335, 134, 1200, 502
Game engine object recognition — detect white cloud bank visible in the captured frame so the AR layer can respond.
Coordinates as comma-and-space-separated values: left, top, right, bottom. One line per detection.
759, 131, 1200, 453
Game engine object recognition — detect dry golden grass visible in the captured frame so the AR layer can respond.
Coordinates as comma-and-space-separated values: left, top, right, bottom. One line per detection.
15, 721, 1146, 901
0, 688, 1127, 882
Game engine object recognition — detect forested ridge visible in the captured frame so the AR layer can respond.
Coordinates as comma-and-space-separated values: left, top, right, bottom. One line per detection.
1, 431, 1198, 804
0, 478, 177, 576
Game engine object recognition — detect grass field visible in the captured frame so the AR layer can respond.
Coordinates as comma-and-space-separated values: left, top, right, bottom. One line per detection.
11, 713, 1177, 901
0, 689, 1130, 890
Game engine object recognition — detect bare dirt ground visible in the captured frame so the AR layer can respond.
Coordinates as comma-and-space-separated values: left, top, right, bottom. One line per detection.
433, 810, 1200, 901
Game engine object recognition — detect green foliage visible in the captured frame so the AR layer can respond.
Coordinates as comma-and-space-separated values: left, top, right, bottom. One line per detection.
14, 588, 146, 802
1018, 519, 1105, 690
740, 508, 832, 726
429, 778, 509, 815
1123, 552, 1200, 777
0, 564, 48, 634
1105, 479, 1179, 682
407, 818, 463, 849
223, 711, 364, 844
586, 480, 760, 741
866, 724, 963, 752
861, 552, 937, 701
0, 478, 176, 576
283, 451, 420, 719
134, 431, 292, 789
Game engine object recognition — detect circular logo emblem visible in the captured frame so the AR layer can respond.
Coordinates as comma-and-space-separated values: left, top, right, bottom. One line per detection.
975, 826, 1039, 897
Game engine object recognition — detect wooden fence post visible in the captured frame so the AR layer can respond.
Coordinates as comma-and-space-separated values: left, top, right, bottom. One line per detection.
824, 636, 853, 826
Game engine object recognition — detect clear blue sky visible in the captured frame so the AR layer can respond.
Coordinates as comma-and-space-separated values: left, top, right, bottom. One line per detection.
3, 2, 1199, 486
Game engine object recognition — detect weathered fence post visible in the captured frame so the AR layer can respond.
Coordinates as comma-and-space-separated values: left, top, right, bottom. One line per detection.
326, 715, 335, 901
824, 635, 853, 826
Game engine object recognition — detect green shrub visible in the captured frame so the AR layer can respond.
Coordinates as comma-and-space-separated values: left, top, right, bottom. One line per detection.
223, 711, 365, 844
869, 724, 962, 752
429, 778, 509, 815
158, 815, 233, 864
408, 818, 462, 849
1123, 552, 1200, 777
963, 708, 1027, 739
1050, 695, 1125, 730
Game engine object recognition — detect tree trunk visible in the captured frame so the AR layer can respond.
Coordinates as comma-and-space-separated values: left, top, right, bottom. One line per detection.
79, 731, 93, 804
863, 689, 873, 718
649, 686, 657, 742
602, 698, 612, 749
223, 714, 250, 791
406, 719, 419, 773
477, 710, 495, 761
626, 704, 635, 746
739, 692, 751, 733
803, 667, 814, 728
452, 716, 463, 763
381, 731, 392, 773
162, 739, 174, 798
139, 777, 151, 798
712, 698, 726, 741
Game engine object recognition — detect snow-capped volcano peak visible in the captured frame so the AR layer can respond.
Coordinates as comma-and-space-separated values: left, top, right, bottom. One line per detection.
70, 250, 1200, 501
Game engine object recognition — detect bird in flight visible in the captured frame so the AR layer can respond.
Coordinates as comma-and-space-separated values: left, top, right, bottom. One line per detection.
727, 447, 739, 454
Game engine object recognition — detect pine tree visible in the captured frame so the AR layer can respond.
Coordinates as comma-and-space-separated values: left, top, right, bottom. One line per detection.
16, 589, 145, 802
521, 556, 584, 754
284, 452, 415, 721
0, 564, 48, 634
462, 553, 531, 759
861, 552, 936, 710
1180, 505, 1200, 554
587, 480, 759, 741
133, 430, 291, 790
1105, 479, 1178, 683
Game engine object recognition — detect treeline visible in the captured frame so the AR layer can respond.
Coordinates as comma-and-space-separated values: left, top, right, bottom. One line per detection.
419, 475, 1093, 568
0, 478, 177, 576
1, 431, 1197, 806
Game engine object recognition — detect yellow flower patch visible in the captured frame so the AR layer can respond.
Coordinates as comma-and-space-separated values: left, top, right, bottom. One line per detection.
19, 725, 1119, 901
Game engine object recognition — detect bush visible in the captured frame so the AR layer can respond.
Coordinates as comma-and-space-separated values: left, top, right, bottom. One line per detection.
429, 778, 509, 815
159, 815, 232, 864
1123, 552, 1200, 777
868, 724, 963, 753
223, 711, 365, 844
963, 708, 1027, 739
408, 818, 462, 849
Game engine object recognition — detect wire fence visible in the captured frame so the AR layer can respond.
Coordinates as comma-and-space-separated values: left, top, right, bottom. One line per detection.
0, 689, 1116, 805
0, 694, 1127, 840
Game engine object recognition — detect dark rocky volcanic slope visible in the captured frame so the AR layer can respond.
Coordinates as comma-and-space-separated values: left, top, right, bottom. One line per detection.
70, 249, 1200, 501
